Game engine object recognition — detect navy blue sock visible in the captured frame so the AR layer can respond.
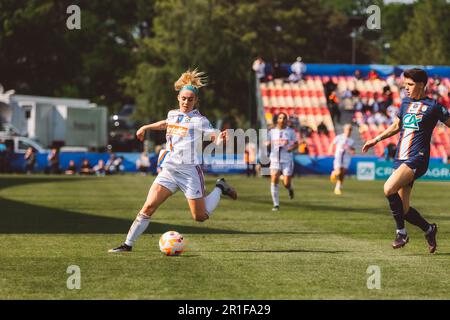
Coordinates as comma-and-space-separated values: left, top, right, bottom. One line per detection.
405, 207, 430, 232
386, 193, 405, 231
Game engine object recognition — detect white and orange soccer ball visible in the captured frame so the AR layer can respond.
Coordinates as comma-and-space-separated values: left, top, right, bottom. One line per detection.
159, 231, 186, 256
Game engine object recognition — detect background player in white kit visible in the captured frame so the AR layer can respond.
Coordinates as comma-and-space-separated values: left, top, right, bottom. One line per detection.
268, 112, 298, 211
109, 69, 237, 253
328, 124, 355, 195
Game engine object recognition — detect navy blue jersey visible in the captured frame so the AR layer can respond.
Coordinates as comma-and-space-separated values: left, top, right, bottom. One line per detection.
395, 97, 450, 161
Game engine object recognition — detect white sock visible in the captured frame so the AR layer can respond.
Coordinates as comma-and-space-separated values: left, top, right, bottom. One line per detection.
396, 228, 407, 235
205, 187, 222, 216
125, 213, 151, 246
271, 183, 279, 206
335, 181, 342, 190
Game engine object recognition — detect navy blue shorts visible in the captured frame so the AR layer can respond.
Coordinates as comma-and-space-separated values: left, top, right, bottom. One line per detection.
393, 156, 428, 186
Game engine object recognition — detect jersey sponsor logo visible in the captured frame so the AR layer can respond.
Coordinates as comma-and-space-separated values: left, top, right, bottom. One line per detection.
272, 138, 289, 145
167, 124, 189, 137
403, 114, 422, 130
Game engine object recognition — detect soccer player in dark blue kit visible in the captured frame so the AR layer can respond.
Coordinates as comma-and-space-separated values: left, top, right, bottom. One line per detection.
362, 68, 450, 253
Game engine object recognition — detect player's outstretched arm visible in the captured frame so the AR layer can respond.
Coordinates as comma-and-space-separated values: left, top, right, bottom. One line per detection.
136, 120, 167, 141
362, 118, 400, 153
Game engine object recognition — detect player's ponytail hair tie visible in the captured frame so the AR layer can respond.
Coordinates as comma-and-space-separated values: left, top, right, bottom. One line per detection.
174, 69, 207, 95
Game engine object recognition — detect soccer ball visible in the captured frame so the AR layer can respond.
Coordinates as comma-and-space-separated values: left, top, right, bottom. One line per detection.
159, 231, 186, 256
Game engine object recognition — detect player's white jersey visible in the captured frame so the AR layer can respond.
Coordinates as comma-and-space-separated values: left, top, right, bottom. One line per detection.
160, 109, 216, 168
269, 127, 297, 163
333, 134, 354, 159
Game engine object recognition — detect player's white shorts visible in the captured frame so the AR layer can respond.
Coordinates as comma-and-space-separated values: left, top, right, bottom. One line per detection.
154, 165, 205, 199
270, 160, 294, 176
333, 154, 351, 170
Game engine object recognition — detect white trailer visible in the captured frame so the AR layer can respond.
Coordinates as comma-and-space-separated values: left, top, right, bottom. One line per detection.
0, 91, 107, 149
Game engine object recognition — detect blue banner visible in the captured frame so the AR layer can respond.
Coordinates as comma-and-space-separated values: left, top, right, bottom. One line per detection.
357, 160, 450, 181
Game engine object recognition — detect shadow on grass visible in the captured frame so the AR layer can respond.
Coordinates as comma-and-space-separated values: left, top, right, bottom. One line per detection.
201, 249, 349, 254
0, 176, 244, 235
0, 197, 249, 234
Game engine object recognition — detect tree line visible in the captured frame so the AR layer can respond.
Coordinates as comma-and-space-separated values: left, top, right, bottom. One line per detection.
1, 0, 448, 126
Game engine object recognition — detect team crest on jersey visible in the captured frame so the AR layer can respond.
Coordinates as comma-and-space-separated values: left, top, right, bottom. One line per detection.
407, 102, 422, 114
403, 113, 422, 130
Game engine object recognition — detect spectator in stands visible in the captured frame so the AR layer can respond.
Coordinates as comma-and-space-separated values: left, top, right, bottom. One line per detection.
369, 92, 383, 114
80, 159, 94, 175
382, 88, 394, 112
353, 69, 363, 80
373, 112, 389, 126
47, 148, 61, 174
24, 147, 36, 174
288, 115, 300, 131
385, 143, 397, 162
65, 160, 77, 175
105, 153, 118, 174
136, 152, 151, 176
298, 139, 309, 155
324, 79, 337, 103
93, 159, 106, 176
368, 69, 379, 80
272, 58, 283, 79
386, 104, 399, 124
386, 73, 396, 87
300, 124, 313, 138
354, 99, 364, 113
327, 91, 341, 124
114, 156, 125, 174
435, 77, 449, 101
317, 121, 329, 136
252, 56, 266, 82
341, 88, 354, 110
288, 56, 306, 82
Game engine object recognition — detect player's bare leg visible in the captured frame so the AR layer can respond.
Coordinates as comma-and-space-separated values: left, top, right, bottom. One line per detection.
283, 175, 294, 199
187, 198, 209, 222
334, 168, 346, 195
108, 183, 172, 252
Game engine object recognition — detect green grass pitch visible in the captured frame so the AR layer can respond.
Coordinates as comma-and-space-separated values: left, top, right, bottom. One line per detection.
0, 174, 449, 299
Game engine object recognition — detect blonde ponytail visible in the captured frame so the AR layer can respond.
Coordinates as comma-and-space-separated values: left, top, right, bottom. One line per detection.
174, 69, 207, 92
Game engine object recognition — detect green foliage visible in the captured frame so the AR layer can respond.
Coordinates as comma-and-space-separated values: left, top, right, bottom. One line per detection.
1, 0, 448, 124
388, 0, 450, 65
0, 0, 148, 111
124, 0, 380, 125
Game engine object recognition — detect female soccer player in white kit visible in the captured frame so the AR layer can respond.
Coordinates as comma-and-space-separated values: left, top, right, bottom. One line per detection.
328, 124, 355, 195
109, 69, 237, 252
268, 112, 298, 211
